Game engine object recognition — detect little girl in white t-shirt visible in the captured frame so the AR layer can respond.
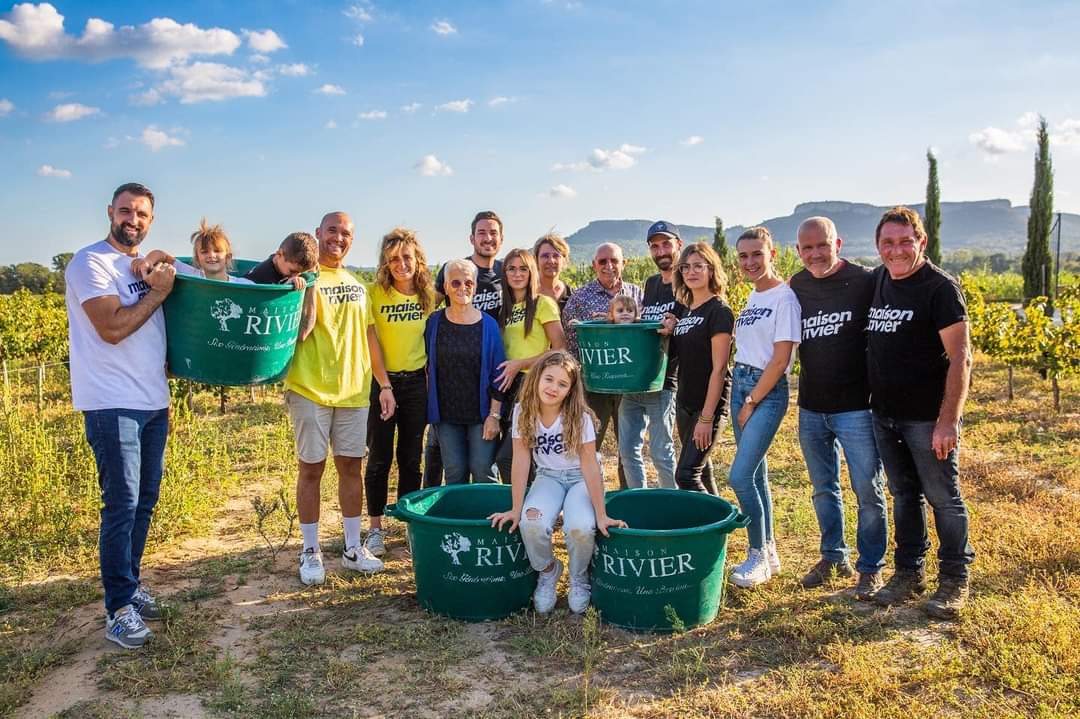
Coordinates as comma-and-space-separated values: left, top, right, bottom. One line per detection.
132, 218, 253, 284
488, 349, 626, 614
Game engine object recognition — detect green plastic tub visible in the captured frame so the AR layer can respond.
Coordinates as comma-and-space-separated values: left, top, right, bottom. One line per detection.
592, 489, 748, 632
386, 485, 536, 621
162, 259, 309, 386
575, 320, 667, 393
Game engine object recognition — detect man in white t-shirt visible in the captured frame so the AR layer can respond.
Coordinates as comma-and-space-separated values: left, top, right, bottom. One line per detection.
65, 183, 176, 650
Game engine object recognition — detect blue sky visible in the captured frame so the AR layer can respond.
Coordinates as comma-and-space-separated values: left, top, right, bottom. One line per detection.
1, 0, 1078, 267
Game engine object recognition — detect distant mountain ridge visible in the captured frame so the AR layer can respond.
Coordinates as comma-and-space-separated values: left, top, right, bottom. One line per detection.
564, 199, 1080, 260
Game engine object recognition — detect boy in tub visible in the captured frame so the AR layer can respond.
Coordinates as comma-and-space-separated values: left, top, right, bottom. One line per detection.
243, 232, 319, 290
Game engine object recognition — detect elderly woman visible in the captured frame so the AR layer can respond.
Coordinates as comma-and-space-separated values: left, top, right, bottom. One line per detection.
533, 233, 575, 312
424, 259, 506, 484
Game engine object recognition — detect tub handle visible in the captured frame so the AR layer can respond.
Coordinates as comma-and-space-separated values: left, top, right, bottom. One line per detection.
384, 503, 399, 518
732, 512, 750, 528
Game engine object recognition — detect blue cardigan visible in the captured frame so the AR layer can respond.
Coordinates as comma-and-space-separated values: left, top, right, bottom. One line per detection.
425, 309, 506, 424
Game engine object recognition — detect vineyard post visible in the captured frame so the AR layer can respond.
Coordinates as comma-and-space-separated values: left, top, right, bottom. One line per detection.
36, 364, 44, 412
2, 360, 7, 408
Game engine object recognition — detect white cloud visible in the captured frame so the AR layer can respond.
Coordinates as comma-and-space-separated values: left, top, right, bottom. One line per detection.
158, 62, 265, 103
414, 154, 452, 176
277, 62, 310, 77
0, 4, 243, 69
488, 96, 515, 107
352, 32, 365, 47
344, 4, 374, 22
1017, 111, 1040, 131
553, 142, 645, 172
103, 136, 120, 149
680, 135, 704, 147
0, 98, 12, 117
436, 98, 473, 113
37, 164, 71, 178
969, 126, 1027, 156
249, 52, 269, 63
44, 102, 100, 122
1056, 118, 1080, 146
358, 110, 387, 120
548, 184, 577, 199
139, 125, 184, 152
401, 102, 422, 113
129, 87, 162, 106
243, 29, 285, 53
431, 20, 456, 35
315, 83, 345, 95
325, 119, 337, 129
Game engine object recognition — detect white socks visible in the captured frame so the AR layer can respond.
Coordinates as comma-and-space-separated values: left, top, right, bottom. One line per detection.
301, 522, 319, 552
343, 516, 362, 551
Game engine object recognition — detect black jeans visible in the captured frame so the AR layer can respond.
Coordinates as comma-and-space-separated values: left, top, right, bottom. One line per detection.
674, 403, 721, 495
364, 370, 427, 516
585, 390, 627, 489
422, 429, 443, 487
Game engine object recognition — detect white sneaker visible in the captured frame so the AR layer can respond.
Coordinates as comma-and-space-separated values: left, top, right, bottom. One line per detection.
533, 559, 563, 614
299, 547, 326, 586
105, 604, 152, 649
766, 539, 781, 575
730, 548, 772, 588
364, 528, 386, 557
342, 544, 384, 573
568, 580, 591, 614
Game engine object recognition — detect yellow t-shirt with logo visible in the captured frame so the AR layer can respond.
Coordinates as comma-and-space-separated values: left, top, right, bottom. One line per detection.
369, 282, 429, 372
285, 265, 374, 407
503, 295, 561, 365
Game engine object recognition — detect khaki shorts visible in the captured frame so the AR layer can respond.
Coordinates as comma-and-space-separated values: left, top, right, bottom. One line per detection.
285, 391, 369, 463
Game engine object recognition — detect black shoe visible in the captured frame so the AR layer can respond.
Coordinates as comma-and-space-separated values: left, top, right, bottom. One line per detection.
923, 575, 969, 620
854, 571, 884, 601
871, 568, 927, 606
800, 558, 855, 589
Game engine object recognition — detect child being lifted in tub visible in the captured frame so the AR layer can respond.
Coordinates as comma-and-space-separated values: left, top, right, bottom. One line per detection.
132, 219, 253, 284
488, 349, 627, 614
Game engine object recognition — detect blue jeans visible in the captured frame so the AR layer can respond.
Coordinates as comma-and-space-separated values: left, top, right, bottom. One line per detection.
617, 390, 676, 489
729, 365, 788, 550
83, 407, 169, 616
872, 415, 975, 580
436, 422, 497, 484
798, 408, 888, 573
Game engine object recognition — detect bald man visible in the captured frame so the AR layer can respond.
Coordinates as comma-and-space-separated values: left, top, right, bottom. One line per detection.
285, 211, 395, 585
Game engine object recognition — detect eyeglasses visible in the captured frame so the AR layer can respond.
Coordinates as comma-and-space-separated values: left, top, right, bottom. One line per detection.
449, 279, 475, 290
596, 258, 620, 266
677, 262, 710, 274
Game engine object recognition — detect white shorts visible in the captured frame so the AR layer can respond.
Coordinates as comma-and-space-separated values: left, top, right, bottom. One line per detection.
285, 391, 369, 463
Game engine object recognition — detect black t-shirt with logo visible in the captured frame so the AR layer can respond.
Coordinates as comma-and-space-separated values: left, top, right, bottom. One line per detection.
244, 255, 286, 284
789, 262, 875, 413
641, 274, 686, 391
867, 262, 967, 421
671, 297, 734, 415
435, 258, 503, 317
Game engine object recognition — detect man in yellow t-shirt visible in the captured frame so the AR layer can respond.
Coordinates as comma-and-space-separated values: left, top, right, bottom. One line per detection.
285, 211, 394, 586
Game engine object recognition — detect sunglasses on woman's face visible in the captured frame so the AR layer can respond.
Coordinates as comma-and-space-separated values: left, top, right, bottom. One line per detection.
449, 279, 475, 290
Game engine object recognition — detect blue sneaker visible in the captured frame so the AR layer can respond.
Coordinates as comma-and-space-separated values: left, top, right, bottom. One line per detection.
105, 605, 152, 650
132, 585, 162, 621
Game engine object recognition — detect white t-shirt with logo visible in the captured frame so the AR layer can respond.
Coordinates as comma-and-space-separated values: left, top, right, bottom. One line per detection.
65, 240, 170, 411
733, 282, 802, 373
511, 405, 597, 470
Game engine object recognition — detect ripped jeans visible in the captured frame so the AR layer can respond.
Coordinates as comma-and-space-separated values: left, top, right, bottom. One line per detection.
518, 467, 597, 585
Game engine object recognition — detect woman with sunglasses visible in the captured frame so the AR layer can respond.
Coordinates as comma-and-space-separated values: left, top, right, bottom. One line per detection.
532, 233, 575, 312
424, 259, 506, 484
670, 242, 735, 495
727, 227, 802, 588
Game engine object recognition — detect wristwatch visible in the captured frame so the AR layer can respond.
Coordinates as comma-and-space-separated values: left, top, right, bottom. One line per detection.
745, 396, 758, 407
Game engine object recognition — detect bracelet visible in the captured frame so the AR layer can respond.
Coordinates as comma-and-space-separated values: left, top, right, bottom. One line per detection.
380, 385, 393, 392
488, 412, 501, 420
697, 415, 714, 424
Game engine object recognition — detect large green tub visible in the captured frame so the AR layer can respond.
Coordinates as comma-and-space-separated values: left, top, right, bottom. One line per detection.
575, 321, 667, 393
592, 489, 748, 632
162, 259, 308, 386
386, 485, 536, 621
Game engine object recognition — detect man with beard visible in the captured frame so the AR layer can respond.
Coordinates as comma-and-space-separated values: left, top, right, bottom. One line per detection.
617, 221, 684, 490
65, 183, 176, 649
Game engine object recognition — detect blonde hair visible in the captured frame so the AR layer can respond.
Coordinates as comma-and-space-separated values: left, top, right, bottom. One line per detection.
672, 242, 728, 307
499, 248, 541, 336
376, 227, 435, 314
515, 350, 596, 459
607, 294, 639, 323
190, 218, 233, 272
533, 233, 570, 262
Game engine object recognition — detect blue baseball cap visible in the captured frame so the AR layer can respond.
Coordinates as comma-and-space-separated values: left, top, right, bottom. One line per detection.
646, 220, 680, 242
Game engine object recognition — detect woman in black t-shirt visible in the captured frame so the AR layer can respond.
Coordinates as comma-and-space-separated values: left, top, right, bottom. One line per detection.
670, 242, 735, 493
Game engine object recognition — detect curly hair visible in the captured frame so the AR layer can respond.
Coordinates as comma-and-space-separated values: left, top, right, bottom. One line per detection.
672, 242, 728, 307
514, 350, 597, 459
190, 218, 234, 272
375, 227, 435, 314
499, 248, 540, 336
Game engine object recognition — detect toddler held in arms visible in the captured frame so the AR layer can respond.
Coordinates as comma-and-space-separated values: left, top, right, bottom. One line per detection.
132, 218, 253, 284
242, 231, 319, 290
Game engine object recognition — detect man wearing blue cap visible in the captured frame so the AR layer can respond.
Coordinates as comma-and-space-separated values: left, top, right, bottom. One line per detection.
617, 221, 685, 490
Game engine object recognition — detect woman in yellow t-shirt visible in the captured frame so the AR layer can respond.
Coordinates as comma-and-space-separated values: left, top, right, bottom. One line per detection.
363, 227, 435, 557
494, 248, 566, 481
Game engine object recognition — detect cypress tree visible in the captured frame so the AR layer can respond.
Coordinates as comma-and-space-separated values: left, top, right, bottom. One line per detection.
713, 216, 727, 258
925, 149, 942, 265
1022, 116, 1054, 309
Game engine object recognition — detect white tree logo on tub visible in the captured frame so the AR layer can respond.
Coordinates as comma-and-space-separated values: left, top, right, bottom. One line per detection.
440, 533, 472, 565
210, 298, 243, 332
